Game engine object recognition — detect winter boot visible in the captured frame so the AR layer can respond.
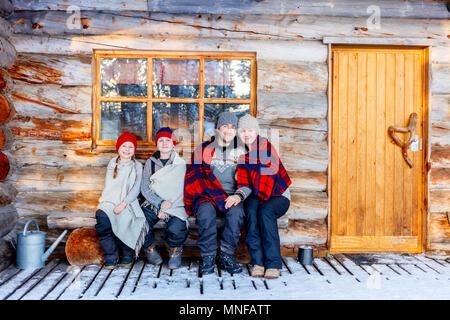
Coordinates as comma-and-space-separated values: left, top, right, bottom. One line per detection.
104, 258, 118, 270
168, 247, 183, 269
200, 255, 216, 275
251, 265, 265, 277
119, 255, 134, 268
264, 268, 281, 279
218, 251, 242, 274
144, 244, 163, 265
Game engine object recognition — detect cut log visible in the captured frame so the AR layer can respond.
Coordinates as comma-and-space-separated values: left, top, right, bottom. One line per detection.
0, 204, 18, 238
0, 127, 4, 149
288, 170, 327, 192
431, 143, 450, 168
0, 68, 13, 92
0, 181, 17, 205
0, 36, 16, 69
430, 212, 450, 244
0, 151, 9, 181
65, 227, 105, 266
431, 121, 450, 147
0, 0, 13, 18
0, 239, 14, 271
0, 94, 11, 123
0, 16, 12, 39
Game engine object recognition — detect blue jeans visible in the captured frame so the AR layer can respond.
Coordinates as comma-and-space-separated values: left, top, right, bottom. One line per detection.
95, 210, 135, 263
195, 201, 245, 257
142, 205, 188, 248
244, 195, 290, 269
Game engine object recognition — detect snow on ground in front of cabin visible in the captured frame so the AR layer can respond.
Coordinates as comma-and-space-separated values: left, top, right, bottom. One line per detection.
54, 256, 450, 300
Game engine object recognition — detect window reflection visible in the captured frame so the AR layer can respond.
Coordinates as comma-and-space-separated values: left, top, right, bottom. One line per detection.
100, 58, 147, 97
152, 103, 199, 143
100, 101, 147, 141
153, 59, 199, 98
204, 103, 250, 139
204, 60, 251, 99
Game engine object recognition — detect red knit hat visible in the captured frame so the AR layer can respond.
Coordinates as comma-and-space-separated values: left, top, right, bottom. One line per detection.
155, 127, 177, 145
116, 131, 137, 152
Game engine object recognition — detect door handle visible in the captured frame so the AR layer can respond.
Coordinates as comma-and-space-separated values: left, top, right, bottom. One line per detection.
388, 112, 418, 168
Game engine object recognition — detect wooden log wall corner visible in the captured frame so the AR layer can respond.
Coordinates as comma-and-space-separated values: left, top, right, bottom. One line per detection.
0, 8, 17, 271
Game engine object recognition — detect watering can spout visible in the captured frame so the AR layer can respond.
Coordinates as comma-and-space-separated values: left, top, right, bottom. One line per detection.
42, 229, 67, 262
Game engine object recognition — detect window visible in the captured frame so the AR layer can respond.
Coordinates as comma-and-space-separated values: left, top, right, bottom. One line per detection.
92, 50, 257, 148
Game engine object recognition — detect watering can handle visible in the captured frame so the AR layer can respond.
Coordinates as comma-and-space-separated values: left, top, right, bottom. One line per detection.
23, 220, 40, 236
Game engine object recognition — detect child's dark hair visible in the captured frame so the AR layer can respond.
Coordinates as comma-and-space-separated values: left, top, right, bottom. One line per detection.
113, 155, 136, 179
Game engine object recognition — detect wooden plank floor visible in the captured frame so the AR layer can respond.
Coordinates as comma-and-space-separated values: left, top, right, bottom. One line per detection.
0, 254, 449, 300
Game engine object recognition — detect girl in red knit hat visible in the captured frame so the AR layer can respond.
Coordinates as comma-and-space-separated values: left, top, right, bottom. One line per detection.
95, 131, 148, 269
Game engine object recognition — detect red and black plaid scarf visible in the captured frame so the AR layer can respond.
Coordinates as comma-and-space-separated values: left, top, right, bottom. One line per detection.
183, 136, 228, 216
237, 135, 291, 201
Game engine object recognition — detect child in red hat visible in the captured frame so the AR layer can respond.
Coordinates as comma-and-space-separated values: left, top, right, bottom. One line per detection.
95, 131, 148, 269
140, 127, 188, 269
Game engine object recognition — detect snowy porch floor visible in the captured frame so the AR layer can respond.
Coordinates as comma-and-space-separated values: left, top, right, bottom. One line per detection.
1, 254, 449, 300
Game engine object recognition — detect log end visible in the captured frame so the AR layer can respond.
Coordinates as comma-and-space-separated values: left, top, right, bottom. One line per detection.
65, 227, 105, 266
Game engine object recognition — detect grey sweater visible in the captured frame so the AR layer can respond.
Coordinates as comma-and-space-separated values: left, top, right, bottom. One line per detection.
140, 151, 178, 207
209, 138, 251, 199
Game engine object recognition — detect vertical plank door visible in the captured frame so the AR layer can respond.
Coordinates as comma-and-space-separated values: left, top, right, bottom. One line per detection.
330, 46, 427, 253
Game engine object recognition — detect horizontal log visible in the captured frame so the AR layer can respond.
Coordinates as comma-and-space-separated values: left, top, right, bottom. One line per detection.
260, 118, 327, 132
0, 204, 18, 238
278, 138, 328, 172
0, 36, 15, 69
8, 113, 91, 141
429, 212, 450, 244
0, 181, 17, 205
258, 60, 327, 93
13, 191, 101, 218
257, 92, 328, 120
431, 46, 450, 64
288, 170, 327, 192
430, 167, 450, 190
279, 219, 327, 245
146, 0, 450, 19
11, 83, 92, 115
8, 53, 92, 86
286, 191, 328, 220
430, 189, 450, 213
427, 242, 450, 253
431, 63, 450, 95
8, 10, 450, 40
430, 94, 450, 123
431, 121, 450, 147
431, 143, 450, 168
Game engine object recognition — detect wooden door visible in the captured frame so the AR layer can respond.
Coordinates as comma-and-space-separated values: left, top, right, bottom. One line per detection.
330, 46, 427, 253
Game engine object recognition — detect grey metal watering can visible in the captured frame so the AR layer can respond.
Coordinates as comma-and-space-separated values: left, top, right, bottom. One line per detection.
11, 220, 67, 270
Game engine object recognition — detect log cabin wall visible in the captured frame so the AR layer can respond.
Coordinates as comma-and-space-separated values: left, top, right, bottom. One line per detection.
2, 0, 450, 256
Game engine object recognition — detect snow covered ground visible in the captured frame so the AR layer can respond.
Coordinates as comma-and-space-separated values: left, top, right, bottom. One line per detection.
0, 254, 449, 300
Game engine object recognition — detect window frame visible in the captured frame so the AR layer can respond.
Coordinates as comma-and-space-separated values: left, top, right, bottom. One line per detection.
92, 49, 257, 150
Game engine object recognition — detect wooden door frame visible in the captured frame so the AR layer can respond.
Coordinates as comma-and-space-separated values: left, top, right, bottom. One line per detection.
326, 43, 430, 253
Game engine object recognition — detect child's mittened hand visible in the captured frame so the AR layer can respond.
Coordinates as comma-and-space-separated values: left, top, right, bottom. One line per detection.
113, 202, 127, 215
160, 200, 172, 211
